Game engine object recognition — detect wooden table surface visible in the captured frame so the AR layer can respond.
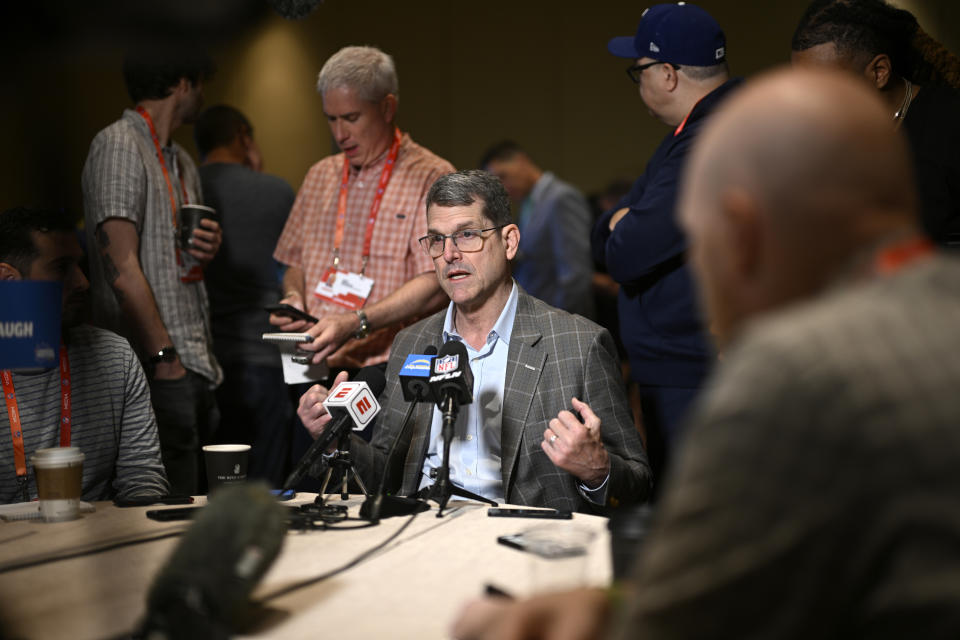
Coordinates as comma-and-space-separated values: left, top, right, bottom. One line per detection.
0, 495, 612, 639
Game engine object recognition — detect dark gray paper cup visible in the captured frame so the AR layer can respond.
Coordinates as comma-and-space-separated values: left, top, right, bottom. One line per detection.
202, 444, 250, 493
177, 204, 219, 250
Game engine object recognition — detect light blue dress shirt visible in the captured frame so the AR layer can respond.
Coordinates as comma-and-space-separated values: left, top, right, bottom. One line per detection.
415, 282, 610, 505
417, 284, 520, 502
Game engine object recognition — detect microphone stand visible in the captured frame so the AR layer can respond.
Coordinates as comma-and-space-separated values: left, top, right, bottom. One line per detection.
428, 395, 497, 517
360, 394, 430, 523
317, 430, 370, 506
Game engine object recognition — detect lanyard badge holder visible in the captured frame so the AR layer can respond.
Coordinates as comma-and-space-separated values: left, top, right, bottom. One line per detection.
314, 128, 402, 312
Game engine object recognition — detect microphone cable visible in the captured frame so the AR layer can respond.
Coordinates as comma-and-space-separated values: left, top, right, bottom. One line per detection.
258, 509, 422, 602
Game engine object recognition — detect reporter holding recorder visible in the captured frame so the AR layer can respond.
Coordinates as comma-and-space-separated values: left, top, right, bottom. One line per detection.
297, 171, 651, 512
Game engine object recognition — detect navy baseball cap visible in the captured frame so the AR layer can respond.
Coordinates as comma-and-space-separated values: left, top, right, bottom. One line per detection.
608, 2, 726, 66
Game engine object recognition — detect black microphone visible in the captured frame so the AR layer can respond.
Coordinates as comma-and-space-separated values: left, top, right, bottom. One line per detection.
427, 341, 474, 516
140, 483, 287, 639
283, 366, 387, 491
360, 346, 438, 523
429, 340, 473, 411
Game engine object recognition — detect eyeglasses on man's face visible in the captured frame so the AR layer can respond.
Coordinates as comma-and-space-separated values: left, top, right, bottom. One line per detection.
418, 226, 505, 258
625, 60, 681, 84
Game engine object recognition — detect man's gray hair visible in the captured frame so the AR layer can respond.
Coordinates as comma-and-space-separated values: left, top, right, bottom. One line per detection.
426, 170, 513, 227
316, 45, 398, 102
680, 61, 729, 82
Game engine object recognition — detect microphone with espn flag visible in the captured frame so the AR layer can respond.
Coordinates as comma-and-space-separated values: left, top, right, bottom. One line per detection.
282, 366, 386, 492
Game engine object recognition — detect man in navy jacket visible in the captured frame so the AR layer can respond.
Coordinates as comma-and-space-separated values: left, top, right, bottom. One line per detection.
593, 3, 741, 491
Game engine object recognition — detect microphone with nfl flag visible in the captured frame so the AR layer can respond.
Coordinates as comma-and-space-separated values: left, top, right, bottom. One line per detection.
429, 341, 473, 414
282, 366, 385, 492
426, 341, 495, 515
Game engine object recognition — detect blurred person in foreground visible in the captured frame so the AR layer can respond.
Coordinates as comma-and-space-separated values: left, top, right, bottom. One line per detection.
452, 67, 960, 639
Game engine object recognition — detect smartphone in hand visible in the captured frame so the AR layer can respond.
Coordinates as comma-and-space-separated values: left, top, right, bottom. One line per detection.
265, 303, 319, 324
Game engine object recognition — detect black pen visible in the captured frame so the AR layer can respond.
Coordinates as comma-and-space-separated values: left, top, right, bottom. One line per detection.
484, 583, 515, 600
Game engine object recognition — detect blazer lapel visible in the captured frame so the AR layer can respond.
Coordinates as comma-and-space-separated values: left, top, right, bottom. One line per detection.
501, 291, 546, 495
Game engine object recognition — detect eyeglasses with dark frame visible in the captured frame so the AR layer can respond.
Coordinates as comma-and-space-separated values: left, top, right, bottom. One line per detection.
625, 61, 681, 84
418, 226, 505, 258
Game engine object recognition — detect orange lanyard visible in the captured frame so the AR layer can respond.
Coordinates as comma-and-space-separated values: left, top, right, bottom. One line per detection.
333, 128, 402, 275
2, 342, 71, 502
136, 106, 190, 267
874, 235, 934, 275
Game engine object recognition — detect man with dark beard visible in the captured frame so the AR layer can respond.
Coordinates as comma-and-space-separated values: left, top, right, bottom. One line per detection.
0, 207, 169, 503
82, 45, 222, 494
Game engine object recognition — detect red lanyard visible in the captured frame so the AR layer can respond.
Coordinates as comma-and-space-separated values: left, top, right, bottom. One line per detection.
136, 106, 190, 268
874, 235, 934, 275
333, 128, 402, 275
136, 106, 190, 214
674, 110, 692, 137
2, 342, 71, 502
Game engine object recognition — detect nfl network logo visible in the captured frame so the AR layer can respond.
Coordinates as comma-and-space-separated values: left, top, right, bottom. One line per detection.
434, 355, 458, 374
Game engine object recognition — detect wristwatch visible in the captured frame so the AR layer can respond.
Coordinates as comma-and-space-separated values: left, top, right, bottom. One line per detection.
150, 345, 178, 364
354, 310, 370, 340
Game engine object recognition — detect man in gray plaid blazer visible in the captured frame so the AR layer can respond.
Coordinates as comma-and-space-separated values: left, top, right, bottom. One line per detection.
299, 171, 651, 512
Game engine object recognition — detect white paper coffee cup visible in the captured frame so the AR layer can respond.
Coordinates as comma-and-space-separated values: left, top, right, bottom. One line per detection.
31, 447, 85, 522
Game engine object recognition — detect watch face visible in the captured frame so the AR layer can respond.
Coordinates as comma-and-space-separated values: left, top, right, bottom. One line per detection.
153, 347, 177, 363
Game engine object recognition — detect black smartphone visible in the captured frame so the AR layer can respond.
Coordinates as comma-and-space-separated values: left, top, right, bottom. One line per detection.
496, 533, 587, 559
265, 303, 319, 324
145, 506, 205, 521
270, 489, 296, 501
488, 507, 572, 519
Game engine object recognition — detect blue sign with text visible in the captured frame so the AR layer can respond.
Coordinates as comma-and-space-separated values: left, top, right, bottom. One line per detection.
0, 281, 62, 369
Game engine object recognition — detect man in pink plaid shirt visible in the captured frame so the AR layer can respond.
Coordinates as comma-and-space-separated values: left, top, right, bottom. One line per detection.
272, 46, 454, 370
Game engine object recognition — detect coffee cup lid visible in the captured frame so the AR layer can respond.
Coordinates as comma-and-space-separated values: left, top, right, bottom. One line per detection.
31, 446, 85, 466
180, 204, 216, 213
202, 444, 251, 453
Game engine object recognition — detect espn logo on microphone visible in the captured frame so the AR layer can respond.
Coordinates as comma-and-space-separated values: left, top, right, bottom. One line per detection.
322, 381, 381, 428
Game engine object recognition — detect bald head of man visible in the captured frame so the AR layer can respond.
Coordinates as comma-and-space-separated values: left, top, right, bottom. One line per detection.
679, 67, 920, 349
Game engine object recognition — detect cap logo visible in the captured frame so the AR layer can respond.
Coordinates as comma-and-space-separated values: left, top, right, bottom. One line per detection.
649, 42, 660, 53
715, 47, 725, 60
